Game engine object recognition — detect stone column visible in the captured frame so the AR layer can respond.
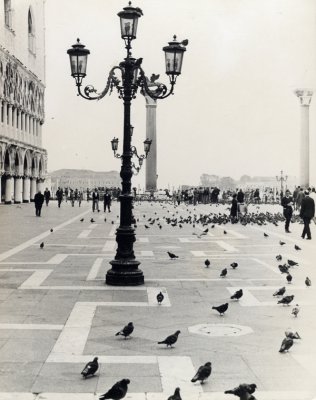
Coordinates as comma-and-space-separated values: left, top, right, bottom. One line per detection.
23, 177, 31, 202
144, 95, 158, 192
294, 89, 313, 188
0, 175, 2, 204
5, 176, 13, 204
30, 177, 37, 201
14, 176, 23, 203
7, 104, 12, 138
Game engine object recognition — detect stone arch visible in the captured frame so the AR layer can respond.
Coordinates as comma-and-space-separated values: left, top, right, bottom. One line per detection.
38, 156, 44, 178
3, 148, 11, 174
31, 153, 38, 177
14, 148, 24, 176
24, 150, 32, 176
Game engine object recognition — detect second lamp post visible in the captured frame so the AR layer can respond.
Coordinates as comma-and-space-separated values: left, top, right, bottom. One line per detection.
67, 2, 188, 285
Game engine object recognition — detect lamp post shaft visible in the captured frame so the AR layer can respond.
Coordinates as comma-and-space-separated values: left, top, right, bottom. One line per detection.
106, 58, 144, 285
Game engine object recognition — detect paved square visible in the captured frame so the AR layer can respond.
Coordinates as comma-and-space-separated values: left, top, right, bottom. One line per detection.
0, 201, 315, 399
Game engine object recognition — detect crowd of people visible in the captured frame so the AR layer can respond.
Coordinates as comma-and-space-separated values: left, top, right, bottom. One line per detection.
32, 184, 316, 240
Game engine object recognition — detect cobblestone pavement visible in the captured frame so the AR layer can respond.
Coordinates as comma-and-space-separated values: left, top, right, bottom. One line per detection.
0, 200, 315, 400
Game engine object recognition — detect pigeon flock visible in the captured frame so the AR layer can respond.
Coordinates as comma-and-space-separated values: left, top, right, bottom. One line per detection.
35, 200, 313, 400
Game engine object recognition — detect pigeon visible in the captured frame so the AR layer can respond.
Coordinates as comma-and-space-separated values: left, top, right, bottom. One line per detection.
204, 259, 210, 268
224, 383, 257, 400
264, 233, 269, 237
167, 387, 182, 400
223, 230, 227, 234
40, 242, 44, 249
212, 303, 229, 315
50, 228, 54, 233
115, 322, 134, 339
285, 330, 301, 339
230, 289, 243, 300
230, 262, 238, 269
288, 259, 298, 267
144, 225, 150, 229
286, 272, 292, 284
167, 251, 178, 259
276, 254, 282, 261
90, 218, 95, 223
273, 287, 286, 297
203, 228, 209, 233
158, 330, 181, 347
305, 277, 311, 287
279, 241, 286, 246
99, 378, 130, 400
278, 264, 289, 274
181, 39, 189, 46
291, 304, 300, 317
278, 295, 294, 306
104, 218, 107, 222
294, 245, 301, 250
220, 268, 227, 278
81, 357, 99, 378
279, 337, 294, 353
191, 362, 212, 383
80, 218, 84, 222
157, 291, 164, 304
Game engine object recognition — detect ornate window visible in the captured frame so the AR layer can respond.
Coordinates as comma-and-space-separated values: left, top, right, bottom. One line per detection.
28, 7, 36, 55
4, 0, 12, 29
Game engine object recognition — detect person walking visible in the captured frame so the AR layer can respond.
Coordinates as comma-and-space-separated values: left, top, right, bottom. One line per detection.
292, 186, 300, 210
44, 188, 51, 206
92, 188, 99, 212
296, 187, 305, 211
230, 193, 238, 223
281, 190, 293, 233
300, 190, 315, 240
69, 189, 75, 207
78, 190, 83, 207
34, 190, 44, 217
56, 187, 63, 208
103, 189, 112, 212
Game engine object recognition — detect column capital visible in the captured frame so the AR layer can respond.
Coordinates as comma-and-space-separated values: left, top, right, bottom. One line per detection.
294, 89, 313, 106
144, 95, 158, 106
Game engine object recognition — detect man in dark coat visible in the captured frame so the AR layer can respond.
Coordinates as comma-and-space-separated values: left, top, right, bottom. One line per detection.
230, 193, 238, 223
34, 190, 44, 217
300, 191, 315, 240
44, 188, 51, 206
103, 189, 112, 212
237, 188, 245, 203
92, 188, 99, 212
56, 187, 63, 208
281, 190, 293, 233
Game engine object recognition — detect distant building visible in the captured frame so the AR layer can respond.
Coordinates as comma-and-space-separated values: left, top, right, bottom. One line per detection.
0, 0, 47, 204
50, 169, 121, 193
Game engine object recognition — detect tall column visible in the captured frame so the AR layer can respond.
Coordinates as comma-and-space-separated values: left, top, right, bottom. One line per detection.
14, 176, 23, 203
144, 95, 157, 191
23, 177, 31, 202
7, 104, 12, 138
5, 176, 13, 204
30, 177, 37, 201
294, 89, 313, 188
0, 175, 2, 204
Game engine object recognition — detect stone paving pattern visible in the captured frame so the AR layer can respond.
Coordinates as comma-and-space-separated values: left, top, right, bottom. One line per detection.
0, 200, 315, 400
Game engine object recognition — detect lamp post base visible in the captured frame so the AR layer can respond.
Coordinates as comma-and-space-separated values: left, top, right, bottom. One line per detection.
106, 260, 144, 286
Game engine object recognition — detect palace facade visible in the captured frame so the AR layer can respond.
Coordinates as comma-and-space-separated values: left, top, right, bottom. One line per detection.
0, 0, 47, 203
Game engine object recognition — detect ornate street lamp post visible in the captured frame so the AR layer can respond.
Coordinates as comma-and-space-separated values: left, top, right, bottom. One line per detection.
67, 2, 188, 285
276, 170, 288, 195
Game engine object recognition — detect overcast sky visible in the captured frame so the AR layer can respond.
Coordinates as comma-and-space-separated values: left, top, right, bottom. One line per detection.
43, 0, 316, 189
